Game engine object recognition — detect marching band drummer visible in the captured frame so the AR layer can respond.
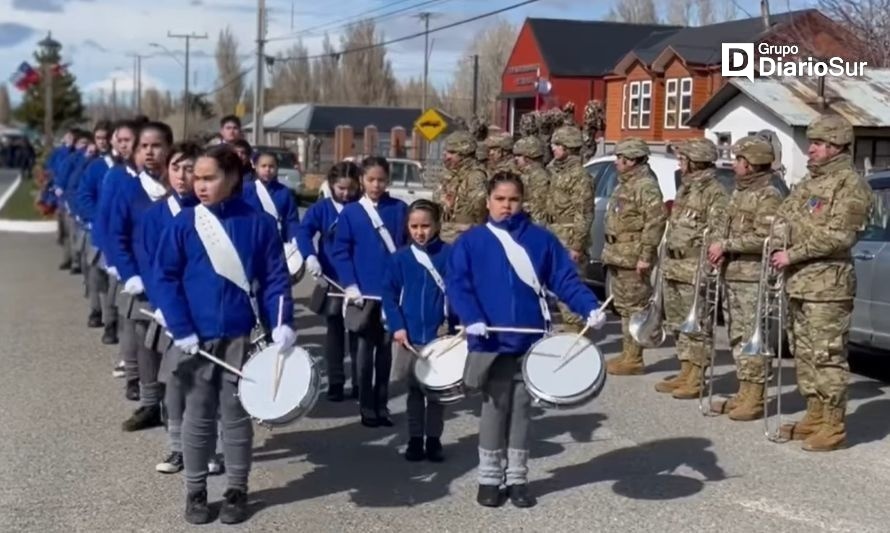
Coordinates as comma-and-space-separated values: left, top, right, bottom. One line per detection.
241, 150, 300, 244
153, 144, 295, 525
382, 199, 455, 463
331, 156, 409, 427
108, 121, 173, 431
134, 141, 202, 474
446, 172, 606, 508
296, 162, 362, 402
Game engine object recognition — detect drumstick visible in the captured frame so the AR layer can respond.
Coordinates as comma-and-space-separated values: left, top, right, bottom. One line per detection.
154, 326, 250, 380
327, 293, 382, 301
272, 295, 285, 402
552, 296, 613, 374
457, 326, 549, 335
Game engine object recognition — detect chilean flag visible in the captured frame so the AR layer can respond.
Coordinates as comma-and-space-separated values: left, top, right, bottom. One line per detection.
9, 61, 40, 91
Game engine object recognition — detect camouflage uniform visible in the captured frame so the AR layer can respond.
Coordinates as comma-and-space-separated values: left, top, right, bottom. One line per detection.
581, 100, 605, 162
547, 125, 595, 332
484, 132, 519, 175
512, 136, 551, 223
435, 131, 489, 243
713, 136, 783, 420
602, 138, 667, 375
658, 138, 729, 399
775, 115, 874, 451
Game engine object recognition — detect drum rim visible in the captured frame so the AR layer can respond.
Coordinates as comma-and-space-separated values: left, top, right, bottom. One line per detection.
238, 347, 321, 426
522, 334, 607, 406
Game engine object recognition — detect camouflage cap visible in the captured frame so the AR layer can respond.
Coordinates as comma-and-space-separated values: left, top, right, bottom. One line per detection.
806, 114, 854, 146
550, 125, 583, 148
732, 135, 775, 165
678, 138, 718, 162
484, 132, 514, 151
444, 131, 477, 156
512, 136, 545, 159
613, 137, 650, 159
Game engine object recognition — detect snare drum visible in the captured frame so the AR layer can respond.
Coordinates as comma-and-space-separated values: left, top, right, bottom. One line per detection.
522, 333, 606, 409
283, 241, 305, 284
413, 335, 469, 405
238, 344, 327, 427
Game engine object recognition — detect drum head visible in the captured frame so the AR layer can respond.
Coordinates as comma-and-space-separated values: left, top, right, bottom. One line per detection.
414, 336, 468, 389
524, 334, 605, 401
239, 345, 314, 423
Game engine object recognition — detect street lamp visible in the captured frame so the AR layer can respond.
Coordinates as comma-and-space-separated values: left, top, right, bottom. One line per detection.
39, 32, 62, 148
148, 42, 184, 67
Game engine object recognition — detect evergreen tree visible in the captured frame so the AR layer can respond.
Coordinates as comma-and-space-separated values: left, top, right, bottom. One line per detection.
14, 35, 85, 132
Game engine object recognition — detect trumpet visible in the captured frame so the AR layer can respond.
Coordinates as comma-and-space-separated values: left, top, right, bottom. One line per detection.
676, 227, 724, 416
739, 217, 789, 442
628, 223, 669, 347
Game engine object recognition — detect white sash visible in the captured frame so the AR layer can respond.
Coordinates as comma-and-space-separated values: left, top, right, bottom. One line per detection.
410, 244, 448, 315
194, 204, 259, 319
167, 195, 181, 217
485, 222, 552, 325
125, 165, 137, 177
358, 196, 396, 254
254, 180, 280, 225
138, 171, 166, 201
103, 155, 114, 169
330, 197, 344, 214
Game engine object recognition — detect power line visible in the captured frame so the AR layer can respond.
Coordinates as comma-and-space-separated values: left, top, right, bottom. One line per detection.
275, 0, 540, 63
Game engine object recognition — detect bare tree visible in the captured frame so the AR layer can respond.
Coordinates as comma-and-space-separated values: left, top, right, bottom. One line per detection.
142, 88, 175, 120
268, 39, 317, 107
214, 26, 243, 116
444, 19, 517, 122
312, 34, 343, 104
338, 20, 399, 106
664, 0, 734, 25
607, 0, 660, 23
0, 84, 13, 125
666, 0, 694, 25
397, 77, 442, 109
817, 0, 890, 66
696, 0, 715, 24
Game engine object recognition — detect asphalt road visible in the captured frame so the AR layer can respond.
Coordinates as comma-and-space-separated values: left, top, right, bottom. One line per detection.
2, 231, 890, 533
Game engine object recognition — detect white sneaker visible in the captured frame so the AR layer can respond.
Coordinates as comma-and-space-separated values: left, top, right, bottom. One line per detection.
208, 456, 224, 475
112, 361, 125, 378
156, 451, 183, 474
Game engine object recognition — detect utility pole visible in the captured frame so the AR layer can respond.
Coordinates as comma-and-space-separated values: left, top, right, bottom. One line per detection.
167, 31, 208, 139
472, 54, 479, 117
128, 53, 144, 112
419, 12, 431, 112
253, 0, 267, 145
111, 77, 118, 120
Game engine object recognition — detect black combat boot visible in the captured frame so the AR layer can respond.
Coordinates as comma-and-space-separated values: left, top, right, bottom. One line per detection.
219, 488, 249, 524
184, 489, 211, 524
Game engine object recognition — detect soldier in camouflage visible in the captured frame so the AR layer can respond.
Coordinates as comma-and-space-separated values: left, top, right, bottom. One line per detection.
658, 138, 729, 399
602, 138, 667, 376
706, 136, 783, 420
581, 100, 605, 162
470, 116, 489, 167
546, 125, 595, 332
512, 136, 551, 223
769, 115, 874, 451
484, 132, 519, 175
435, 131, 490, 243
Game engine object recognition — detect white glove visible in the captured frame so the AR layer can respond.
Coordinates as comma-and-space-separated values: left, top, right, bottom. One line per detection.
272, 324, 297, 351
344, 285, 364, 307
174, 334, 200, 355
153, 309, 167, 328
106, 266, 120, 280
305, 255, 322, 278
123, 276, 145, 295
54, 187, 63, 197
465, 322, 488, 337
587, 309, 607, 330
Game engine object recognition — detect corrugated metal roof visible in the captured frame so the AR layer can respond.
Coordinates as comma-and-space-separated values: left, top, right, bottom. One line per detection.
730, 70, 890, 127
243, 103, 311, 131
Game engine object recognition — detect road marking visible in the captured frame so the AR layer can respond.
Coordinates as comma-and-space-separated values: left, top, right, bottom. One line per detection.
0, 174, 21, 212
737, 497, 875, 533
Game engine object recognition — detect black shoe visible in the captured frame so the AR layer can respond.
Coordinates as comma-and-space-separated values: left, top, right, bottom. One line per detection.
361, 415, 379, 428
125, 380, 140, 401
507, 484, 536, 508
184, 489, 211, 525
349, 386, 359, 400
70, 265, 82, 275
476, 485, 504, 507
425, 437, 444, 462
219, 488, 249, 525
122, 405, 162, 431
376, 410, 394, 427
102, 323, 118, 345
87, 310, 103, 328
326, 384, 344, 402
156, 451, 184, 474
58, 260, 71, 270
404, 437, 425, 461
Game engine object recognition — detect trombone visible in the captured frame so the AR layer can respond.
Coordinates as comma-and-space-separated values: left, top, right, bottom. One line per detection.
739, 218, 789, 442
677, 227, 725, 416
628, 223, 670, 348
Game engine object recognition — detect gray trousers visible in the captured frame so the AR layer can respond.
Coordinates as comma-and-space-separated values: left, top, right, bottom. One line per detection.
66, 215, 81, 270
104, 273, 119, 326
164, 361, 223, 457
86, 261, 107, 314
58, 211, 70, 263
407, 377, 444, 439
180, 359, 252, 493
120, 317, 140, 381
133, 318, 162, 407
477, 355, 531, 487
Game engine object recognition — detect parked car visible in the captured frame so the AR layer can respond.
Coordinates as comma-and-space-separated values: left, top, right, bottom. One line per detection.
322, 157, 427, 204
255, 145, 303, 196
850, 171, 890, 351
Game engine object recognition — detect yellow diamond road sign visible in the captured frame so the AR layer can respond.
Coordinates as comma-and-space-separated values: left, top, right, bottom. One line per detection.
414, 108, 447, 142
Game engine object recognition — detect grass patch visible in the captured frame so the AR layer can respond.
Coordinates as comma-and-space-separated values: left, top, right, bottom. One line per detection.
0, 178, 47, 220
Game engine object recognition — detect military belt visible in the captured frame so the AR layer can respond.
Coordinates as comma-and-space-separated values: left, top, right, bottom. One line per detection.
668, 247, 701, 260
727, 252, 761, 261
605, 233, 640, 244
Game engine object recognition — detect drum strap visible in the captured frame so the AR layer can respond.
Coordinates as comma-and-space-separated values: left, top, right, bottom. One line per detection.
138, 171, 167, 201
167, 195, 181, 217
358, 196, 397, 254
194, 204, 259, 321
485, 223, 552, 327
410, 244, 448, 316
254, 180, 281, 231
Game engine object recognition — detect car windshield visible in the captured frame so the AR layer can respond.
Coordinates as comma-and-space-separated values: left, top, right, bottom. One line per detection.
260, 150, 296, 168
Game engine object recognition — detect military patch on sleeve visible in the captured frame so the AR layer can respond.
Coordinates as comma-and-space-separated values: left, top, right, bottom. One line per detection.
807, 196, 826, 214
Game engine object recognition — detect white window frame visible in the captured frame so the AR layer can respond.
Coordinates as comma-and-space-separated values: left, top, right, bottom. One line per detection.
628, 81, 641, 129
678, 77, 693, 129
621, 83, 627, 130
664, 79, 678, 129
640, 80, 652, 128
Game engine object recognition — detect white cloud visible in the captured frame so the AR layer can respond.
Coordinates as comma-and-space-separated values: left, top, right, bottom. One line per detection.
85, 70, 166, 93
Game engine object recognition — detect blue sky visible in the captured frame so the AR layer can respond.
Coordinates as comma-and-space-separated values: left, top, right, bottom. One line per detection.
0, 0, 808, 107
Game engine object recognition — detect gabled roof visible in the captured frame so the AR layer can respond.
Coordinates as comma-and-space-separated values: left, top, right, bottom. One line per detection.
526, 18, 679, 77
245, 104, 434, 133
686, 70, 890, 128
